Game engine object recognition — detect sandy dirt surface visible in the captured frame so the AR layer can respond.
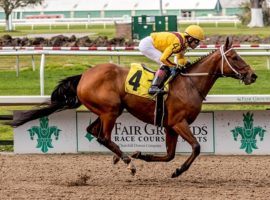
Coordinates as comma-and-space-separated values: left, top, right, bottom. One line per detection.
0, 154, 270, 200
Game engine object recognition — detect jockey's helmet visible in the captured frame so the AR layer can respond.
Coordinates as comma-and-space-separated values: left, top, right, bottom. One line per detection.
184, 25, 205, 41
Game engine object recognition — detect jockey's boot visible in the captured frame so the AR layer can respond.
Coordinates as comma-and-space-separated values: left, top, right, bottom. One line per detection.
149, 65, 171, 95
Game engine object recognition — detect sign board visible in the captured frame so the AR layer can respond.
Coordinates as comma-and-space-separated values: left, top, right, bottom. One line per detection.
14, 110, 77, 153
215, 111, 270, 155
14, 110, 270, 155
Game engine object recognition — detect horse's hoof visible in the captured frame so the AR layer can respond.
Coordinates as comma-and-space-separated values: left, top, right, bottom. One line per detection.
131, 151, 141, 159
171, 172, 178, 178
171, 168, 181, 178
127, 161, 136, 176
112, 155, 120, 165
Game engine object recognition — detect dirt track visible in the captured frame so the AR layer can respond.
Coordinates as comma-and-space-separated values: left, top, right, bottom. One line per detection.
1, 154, 270, 200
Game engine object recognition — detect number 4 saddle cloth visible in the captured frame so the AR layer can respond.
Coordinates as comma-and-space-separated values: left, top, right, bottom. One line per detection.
125, 63, 169, 99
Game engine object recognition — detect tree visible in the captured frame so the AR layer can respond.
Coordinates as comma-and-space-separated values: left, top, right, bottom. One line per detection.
0, 0, 43, 31
248, 0, 264, 27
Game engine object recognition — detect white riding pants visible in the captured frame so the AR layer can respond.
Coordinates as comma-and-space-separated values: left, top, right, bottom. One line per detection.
138, 36, 163, 66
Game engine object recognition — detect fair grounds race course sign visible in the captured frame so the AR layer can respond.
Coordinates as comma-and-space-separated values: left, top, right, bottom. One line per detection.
77, 112, 214, 153
14, 110, 270, 155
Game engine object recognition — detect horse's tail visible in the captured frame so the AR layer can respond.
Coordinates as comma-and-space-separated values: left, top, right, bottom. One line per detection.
9, 74, 82, 127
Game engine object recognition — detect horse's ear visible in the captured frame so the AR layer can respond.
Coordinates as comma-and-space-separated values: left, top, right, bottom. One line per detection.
224, 37, 232, 51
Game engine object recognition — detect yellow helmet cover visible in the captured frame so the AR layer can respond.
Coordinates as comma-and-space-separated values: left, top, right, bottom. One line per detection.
184, 25, 205, 41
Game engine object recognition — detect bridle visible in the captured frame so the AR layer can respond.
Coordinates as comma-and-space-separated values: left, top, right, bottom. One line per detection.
178, 45, 246, 100
219, 45, 243, 79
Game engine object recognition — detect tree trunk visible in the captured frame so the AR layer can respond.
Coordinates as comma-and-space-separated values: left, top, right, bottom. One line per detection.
248, 0, 264, 27
248, 8, 264, 27
5, 13, 13, 31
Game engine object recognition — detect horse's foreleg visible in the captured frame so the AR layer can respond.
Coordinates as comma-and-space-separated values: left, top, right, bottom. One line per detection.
171, 120, 200, 178
112, 154, 120, 164
131, 128, 178, 162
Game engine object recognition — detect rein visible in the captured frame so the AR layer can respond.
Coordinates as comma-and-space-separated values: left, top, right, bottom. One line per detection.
186, 76, 206, 101
177, 45, 243, 100
180, 45, 242, 78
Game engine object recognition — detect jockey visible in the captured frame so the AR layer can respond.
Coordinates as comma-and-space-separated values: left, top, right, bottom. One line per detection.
139, 25, 205, 95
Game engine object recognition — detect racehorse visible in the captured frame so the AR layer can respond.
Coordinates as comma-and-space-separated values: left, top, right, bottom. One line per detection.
10, 37, 257, 178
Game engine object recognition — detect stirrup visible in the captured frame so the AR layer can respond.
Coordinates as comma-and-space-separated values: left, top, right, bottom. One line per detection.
148, 86, 167, 95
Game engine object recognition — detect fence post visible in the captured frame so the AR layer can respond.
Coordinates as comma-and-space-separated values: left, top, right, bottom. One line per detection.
109, 56, 113, 63
267, 50, 270, 70
40, 53, 45, 95
31, 55, 36, 71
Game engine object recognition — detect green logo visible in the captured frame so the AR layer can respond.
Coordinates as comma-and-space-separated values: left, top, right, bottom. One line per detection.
28, 117, 61, 153
231, 112, 266, 154
85, 132, 95, 142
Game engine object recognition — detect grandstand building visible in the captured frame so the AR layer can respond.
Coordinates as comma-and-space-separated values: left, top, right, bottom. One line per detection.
0, 0, 248, 20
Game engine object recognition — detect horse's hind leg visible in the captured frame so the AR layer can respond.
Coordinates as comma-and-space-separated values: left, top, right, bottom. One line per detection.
87, 117, 121, 165
86, 117, 102, 138
131, 128, 178, 162
93, 113, 136, 175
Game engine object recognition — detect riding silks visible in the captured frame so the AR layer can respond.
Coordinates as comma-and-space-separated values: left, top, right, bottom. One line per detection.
125, 63, 169, 99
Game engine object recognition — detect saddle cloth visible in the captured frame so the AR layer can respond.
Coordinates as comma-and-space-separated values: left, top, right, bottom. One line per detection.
125, 63, 169, 99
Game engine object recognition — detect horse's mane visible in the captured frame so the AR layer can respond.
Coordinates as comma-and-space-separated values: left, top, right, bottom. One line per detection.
188, 49, 218, 68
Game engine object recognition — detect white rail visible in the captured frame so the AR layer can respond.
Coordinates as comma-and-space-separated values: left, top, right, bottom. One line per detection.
0, 96, 49, 105
0, 95, 270, 106
1, 44, 270, 51
0, 50, 270, 95
1, 50, 269, 56
0, 16, 241, 29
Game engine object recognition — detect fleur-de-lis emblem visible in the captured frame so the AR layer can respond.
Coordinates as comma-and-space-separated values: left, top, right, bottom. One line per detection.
28, 117, 61, 153
231, 112, 266, 154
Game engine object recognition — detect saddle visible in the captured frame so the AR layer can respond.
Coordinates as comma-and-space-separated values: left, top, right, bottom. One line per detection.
125, 63, 182, 127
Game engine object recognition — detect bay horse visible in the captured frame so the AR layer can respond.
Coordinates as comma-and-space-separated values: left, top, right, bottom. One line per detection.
10, 37, 257, 178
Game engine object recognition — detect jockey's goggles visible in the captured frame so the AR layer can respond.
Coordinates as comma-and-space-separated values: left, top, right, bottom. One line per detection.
192, 39, 200, 45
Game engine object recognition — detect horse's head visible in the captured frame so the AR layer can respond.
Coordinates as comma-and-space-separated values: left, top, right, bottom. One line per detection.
219, 37, 257, 85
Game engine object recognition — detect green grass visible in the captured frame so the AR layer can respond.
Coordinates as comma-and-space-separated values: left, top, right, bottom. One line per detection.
0, 145, 13, 151
210, 70, 269, 94
0, 54, 268, 95
0, 24, 116, 38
